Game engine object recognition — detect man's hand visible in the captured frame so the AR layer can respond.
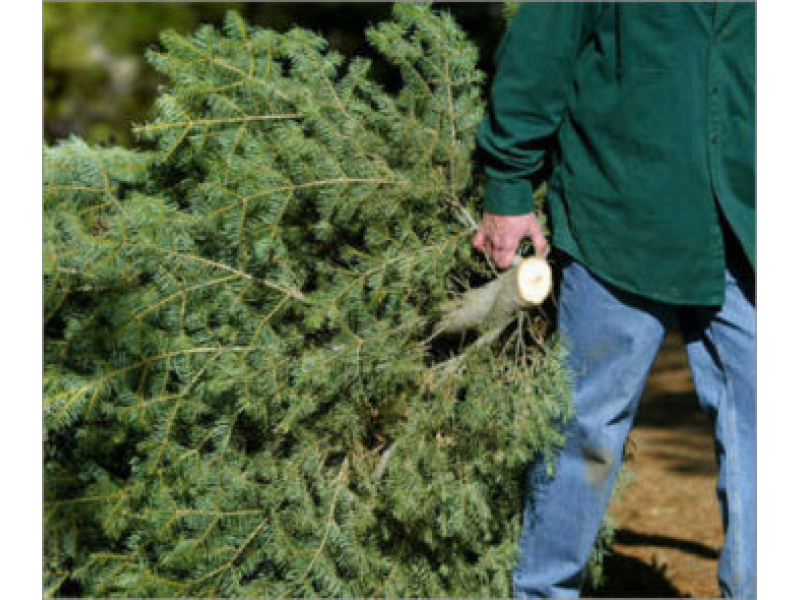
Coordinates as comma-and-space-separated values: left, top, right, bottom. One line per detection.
472, 212, 549, 269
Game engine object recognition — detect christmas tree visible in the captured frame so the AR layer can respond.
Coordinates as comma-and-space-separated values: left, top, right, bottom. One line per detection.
44, 5, 611, 596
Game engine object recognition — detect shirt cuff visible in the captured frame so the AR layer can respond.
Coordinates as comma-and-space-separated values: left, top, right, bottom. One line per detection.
483, 176, 535, 215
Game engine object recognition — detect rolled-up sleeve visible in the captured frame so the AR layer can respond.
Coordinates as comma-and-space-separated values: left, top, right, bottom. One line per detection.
476, 4, 601, 215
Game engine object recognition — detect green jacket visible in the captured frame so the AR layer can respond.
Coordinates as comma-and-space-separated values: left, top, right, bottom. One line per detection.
476, 2, 755, 305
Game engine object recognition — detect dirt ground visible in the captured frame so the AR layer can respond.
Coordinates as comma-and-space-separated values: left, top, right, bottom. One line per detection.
591, 330, 725, 599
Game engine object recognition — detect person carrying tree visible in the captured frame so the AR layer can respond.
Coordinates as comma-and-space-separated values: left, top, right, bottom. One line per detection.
472, 3, 755, 598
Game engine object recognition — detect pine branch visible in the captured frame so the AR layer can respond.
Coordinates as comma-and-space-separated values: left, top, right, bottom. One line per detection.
42, 6, 581, 596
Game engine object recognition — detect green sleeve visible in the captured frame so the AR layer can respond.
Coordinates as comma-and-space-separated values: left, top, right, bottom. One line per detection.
476, 3, 602, 215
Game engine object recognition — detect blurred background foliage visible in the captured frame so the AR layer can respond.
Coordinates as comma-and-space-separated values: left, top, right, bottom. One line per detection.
44, 2, 508, 147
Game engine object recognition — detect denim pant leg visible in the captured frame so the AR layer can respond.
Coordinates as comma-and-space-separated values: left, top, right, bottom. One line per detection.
513, 260, 674, 598
681, 265, 756, 599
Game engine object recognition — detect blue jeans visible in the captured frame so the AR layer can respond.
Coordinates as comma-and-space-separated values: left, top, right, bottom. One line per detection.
512, 254, 755, 598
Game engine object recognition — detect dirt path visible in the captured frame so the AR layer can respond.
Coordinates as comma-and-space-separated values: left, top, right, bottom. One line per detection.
592, 330, 724, 598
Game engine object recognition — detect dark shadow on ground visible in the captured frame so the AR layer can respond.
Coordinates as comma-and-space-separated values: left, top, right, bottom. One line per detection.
635, 391, 713, 433
630, 391, 717, 476
614, 528, 720, 560
587, 549, 689, 598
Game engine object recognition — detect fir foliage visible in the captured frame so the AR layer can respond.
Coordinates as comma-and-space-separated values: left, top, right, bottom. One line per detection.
502, 3, 521, 23
44, 5, 606, 596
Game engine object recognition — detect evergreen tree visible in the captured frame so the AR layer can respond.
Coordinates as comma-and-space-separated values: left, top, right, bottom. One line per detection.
44, 5, 609, 596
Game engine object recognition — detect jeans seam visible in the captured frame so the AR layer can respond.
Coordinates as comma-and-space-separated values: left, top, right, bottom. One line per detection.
708, 322, 745, 596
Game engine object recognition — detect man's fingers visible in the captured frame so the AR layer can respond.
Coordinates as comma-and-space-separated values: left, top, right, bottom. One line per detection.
494, 247, 517, 269
529, 219, 550, 258
473, 212, 547, 268
490, 233, 519, 268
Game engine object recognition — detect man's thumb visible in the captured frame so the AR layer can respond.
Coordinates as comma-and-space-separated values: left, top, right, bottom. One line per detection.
472, 227, 486, 251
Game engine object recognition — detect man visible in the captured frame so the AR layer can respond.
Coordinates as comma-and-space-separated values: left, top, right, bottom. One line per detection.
472, 3, 755, 598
